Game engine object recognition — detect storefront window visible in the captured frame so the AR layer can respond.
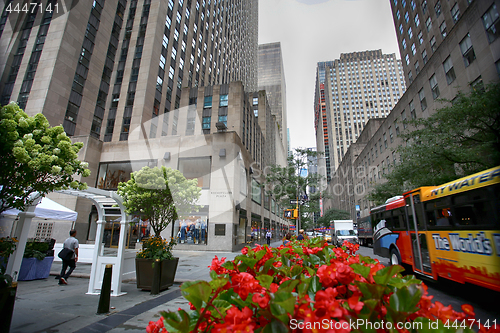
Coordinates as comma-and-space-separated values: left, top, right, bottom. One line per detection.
174, 215, 208, 245
97, 160, 157, 190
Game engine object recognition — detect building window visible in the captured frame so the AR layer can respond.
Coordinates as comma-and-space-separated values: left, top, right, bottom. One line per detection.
451, 3, 460, 23
434, 1, 441, 17
443, 57, 456, 84
405, 54, 410, 65
402, 38, 407, 49
430, 36, 437, 52
253, 97, 258, 105
189, 97, 197, 105
482, 4, 500, 43
409, 99, 416, 119
204, 95, 212, 108
418, 30, 423, 44
426, 17, 432, 32
389, 126, 394, 143
402, 110, 408, 129
422, 0, 428, 15
218, 115, 227, 126
202, 116, 211, 129
460, 33, 476, 67
415, 60, 420, 74
405, 11, 409, 23
408, 69, 413, 83
411, 43, 416, 55
219, 94, 228, 107
422, 49, 428, 64
418, 88, 427, 111
440, 21, 447, 38
415, 13, 420, 27
408, 26, 413, 39
429, 74, 440, 99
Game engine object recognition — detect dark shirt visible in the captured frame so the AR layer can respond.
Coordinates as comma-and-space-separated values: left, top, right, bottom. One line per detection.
297, 234, 304, 240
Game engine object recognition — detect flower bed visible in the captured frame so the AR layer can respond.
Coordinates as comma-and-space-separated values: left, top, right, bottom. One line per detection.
147, 238, 493, 333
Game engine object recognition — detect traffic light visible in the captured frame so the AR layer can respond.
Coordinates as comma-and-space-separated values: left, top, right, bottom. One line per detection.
284, 209, 298, 219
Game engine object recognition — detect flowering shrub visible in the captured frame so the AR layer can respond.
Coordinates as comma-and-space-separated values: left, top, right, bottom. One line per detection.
137, 236, 177, 261
147, 238, 495, 333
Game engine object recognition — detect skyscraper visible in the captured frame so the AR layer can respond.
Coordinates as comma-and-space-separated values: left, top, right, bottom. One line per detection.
258, 42, 287, 151
314, 50, 406, 181
322, 0, 500, 220
0, 0, 291, 252
0, 0, 258, 141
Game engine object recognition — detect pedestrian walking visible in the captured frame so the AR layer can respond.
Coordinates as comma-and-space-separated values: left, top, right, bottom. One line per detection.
283, 233, 292, 246
58, 229, 79, 285
297, 229, 305, 241
266, 230, 272, 245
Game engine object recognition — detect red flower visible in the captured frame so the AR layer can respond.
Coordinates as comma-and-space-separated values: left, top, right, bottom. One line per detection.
210, 256, 227, 274
231, 272, 261, 301
241, 247, 249, 255
213, 306, 255, 333
347, 295, 364, 313
252, 292, 270, 308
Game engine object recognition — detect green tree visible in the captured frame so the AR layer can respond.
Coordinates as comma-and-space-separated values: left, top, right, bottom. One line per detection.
316, 207, 351, 228
262, 148, 325, 230
369, 83, 500, 204
0, 103, 90, 214
117, 166, 202, 236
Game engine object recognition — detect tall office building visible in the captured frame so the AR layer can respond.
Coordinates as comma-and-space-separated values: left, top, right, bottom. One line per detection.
0, 0, 291, 252
323, 0, 500, 220
258, 42, 287, 150
314, 50, 406, 181
0, 0, 258, 141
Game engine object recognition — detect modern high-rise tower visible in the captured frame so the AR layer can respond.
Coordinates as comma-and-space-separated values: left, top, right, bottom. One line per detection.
258, 42, 287, 151
0, 0, 258, 141
314, 50, 406, 181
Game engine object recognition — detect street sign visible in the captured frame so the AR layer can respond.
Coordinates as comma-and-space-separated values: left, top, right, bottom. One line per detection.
290, 199, 298, 204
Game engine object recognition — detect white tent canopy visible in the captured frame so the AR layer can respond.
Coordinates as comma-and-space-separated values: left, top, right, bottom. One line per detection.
3, 197, 78, 221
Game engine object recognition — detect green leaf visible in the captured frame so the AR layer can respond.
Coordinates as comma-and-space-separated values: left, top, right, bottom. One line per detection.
277, 279, 299, 293
387, 276, 422, 289
256, 274, 274, 289
373, 265, 404, 285
161, 309, 192, 333
270, 291, 295, 322
354, 281, 388, 300
307, 275, 321, 298
262, 319, 290, 333
350, 263, 371, 279
221, 261, 235, 270
239, 256, 259, 270
389, 284, 423, 313
180, 281, 213, 310
307, 254, 321, 266
211, 299, 232, 318
209, 277, 229, 291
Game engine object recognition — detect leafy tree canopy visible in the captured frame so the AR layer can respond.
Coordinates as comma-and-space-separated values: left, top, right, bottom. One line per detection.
0, 103, 90, 214
117, 166, 202, 236
316, 207, 351, 228
262, 148, 324, 209
368, 82, 500, 205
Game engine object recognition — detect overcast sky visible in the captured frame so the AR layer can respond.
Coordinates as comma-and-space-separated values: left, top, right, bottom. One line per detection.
258, 0, 401, 150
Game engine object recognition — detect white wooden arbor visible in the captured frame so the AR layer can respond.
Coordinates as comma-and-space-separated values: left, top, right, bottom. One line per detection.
57, 187, 131, 296
5, 187, 131, 296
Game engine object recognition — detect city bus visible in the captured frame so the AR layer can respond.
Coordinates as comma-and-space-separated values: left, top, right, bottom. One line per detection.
372, 166, 500, 291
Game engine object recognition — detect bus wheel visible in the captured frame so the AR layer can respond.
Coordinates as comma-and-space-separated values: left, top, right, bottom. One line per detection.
390, 248, 401, 266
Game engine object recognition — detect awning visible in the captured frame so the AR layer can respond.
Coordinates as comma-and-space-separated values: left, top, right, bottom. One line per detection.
2, 197, 78, 221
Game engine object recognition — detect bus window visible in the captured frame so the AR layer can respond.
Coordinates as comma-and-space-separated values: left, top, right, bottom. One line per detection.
436, 208, 452, 226
453, 205, 476, 226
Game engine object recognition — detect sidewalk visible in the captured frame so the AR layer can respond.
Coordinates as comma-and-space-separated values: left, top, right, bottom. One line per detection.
9, 240, 284, 333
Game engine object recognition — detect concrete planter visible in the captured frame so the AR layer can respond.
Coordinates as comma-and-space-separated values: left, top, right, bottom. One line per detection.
135, 257, 179, 291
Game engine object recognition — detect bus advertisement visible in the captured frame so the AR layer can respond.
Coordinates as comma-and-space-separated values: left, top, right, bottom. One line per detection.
372, 166, 500, 291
